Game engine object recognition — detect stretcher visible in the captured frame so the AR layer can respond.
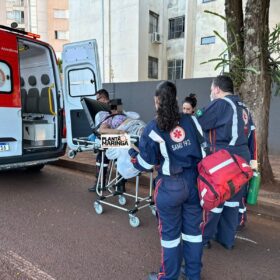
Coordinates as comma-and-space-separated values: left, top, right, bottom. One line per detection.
67, 97, 156, 227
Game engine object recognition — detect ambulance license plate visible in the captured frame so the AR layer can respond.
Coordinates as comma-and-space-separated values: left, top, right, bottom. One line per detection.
0, 143, 10, 152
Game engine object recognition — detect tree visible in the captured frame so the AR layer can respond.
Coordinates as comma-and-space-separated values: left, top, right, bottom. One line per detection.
224, 0, 276, 184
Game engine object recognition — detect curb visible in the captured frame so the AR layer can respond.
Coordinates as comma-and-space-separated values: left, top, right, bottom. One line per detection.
53, 159, 280, 222
53, 159, 153, 187
247, 200, 280, 222
53, 159, 95, 174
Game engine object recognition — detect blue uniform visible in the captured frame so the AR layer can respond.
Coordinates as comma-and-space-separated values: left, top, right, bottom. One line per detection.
129, 114, 203, 280
198, 95, 256, 248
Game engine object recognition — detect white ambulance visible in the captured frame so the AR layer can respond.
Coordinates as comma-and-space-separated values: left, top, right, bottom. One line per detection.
0, 25, 66, 171
62, 39, 102, 151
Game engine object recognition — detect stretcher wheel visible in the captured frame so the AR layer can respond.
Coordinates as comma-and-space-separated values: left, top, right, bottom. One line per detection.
94, 202, 103, 215
68, 150, 76, 159
118, 195, 127, 206
129, 216, 140, 228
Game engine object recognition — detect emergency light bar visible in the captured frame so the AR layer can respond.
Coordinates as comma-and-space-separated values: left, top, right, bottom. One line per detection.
0, 25, 40, 39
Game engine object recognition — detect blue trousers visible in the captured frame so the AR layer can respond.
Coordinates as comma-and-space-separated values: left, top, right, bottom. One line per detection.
203, 185, 245, 248
238, 185, 248, 226
203, 146, 251, 247
154, 169, 203, 280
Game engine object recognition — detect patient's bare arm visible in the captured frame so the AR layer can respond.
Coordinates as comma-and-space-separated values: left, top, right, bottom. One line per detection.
99, 123, 126, 135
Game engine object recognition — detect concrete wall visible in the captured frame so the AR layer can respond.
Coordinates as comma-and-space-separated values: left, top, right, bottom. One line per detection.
0, 2, 6, 25
36, 0, 48, 42
109, 0, 139, 82
269, 0, 279, 29
193, 0, 227, 78
103, 78, 280, 155
268, 88, 280, 155
69, 0, 140, 83
47, 0, 69, 56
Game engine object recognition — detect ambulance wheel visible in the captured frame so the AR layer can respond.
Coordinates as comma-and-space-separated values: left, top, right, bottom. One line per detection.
94, 202, 103, 215
26, 164, 45, 172
129, 216, 140, 228
118, 195, 127, 206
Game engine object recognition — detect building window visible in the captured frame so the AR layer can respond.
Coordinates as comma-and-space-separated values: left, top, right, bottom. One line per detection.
54, 30, 69, 40
149, 11, 159, 33
7, 0, 24, 6
168, 59, 183, 80
168, 16, 185, 39
201, 36, 216, 45
6, 10, 24, 24
54, 9, 69, 19
148, 56, 158, 79
202, 0, 216, 3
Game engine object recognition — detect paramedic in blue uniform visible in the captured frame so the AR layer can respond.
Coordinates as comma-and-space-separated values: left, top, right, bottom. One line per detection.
129, 81, 203, 280
88, 89, 111, 192
197, 75, 257, 249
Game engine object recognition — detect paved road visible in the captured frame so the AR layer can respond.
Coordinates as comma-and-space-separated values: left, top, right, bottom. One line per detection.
0, 166, 279, 280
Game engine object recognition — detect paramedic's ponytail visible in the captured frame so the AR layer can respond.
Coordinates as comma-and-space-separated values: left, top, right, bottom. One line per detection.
155, 81, 180, 132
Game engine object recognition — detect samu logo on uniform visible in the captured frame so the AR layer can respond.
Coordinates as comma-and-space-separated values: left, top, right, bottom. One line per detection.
170, 126, 185, 143
101, 134, 131, 149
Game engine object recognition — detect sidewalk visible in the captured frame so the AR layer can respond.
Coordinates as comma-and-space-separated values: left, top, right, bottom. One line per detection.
54, 150, 280, 221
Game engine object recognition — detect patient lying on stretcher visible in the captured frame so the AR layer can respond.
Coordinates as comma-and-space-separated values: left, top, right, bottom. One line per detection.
94, 98, 145, 137
95, 99, 146, 179
87, 98, 145, 142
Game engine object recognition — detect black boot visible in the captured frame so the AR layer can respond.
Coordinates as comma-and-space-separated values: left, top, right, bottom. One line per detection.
116, 178, 126, 193
203, 241, 212, 249
88, 165, 107, 192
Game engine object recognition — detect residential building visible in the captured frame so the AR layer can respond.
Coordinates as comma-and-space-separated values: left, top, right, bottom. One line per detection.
0, 0, 69, 57
1, 0, 278, 81
69, 0, 279, 83
47, 0, 69, 57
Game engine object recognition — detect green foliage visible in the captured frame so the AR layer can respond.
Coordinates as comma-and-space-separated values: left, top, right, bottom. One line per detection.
268, 24, 280, 95
57, 58, 63, 74
201, 10, 280, 95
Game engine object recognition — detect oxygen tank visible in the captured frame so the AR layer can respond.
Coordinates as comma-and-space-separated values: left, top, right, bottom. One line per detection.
247, 171, 261, 205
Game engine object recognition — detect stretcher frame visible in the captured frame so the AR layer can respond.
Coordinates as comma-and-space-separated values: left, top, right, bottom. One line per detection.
68, 134, 156, 228
68, 97, 156, 227
94, 145, 155, 228
67, 97, 156, 227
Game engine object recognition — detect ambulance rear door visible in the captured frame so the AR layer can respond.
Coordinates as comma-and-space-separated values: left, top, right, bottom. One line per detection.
0, 30, 22, 157
62, 39, 101, 150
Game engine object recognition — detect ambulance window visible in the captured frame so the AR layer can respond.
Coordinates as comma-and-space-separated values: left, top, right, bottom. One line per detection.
0, 61, 12, 93
68, 67, 96, 97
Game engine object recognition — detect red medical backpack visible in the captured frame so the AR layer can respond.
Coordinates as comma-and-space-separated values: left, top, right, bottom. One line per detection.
197, 149, 253, 211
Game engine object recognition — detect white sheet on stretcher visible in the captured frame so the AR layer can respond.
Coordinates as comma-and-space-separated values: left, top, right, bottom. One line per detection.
105, 118, 146, 179
106, 148, 140, 179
